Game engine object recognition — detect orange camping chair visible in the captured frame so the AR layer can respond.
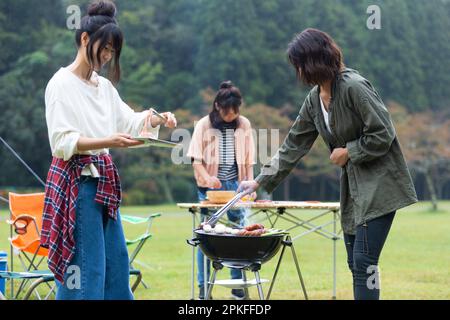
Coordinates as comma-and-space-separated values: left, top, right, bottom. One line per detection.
6, 193, 141, 298
6, 192, 55, 299
8, 193, 49, 270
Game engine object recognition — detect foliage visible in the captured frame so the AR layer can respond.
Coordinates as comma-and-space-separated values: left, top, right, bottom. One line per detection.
0, 0, 449, 203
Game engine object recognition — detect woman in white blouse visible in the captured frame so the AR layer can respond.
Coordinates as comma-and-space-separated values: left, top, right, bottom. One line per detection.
42, 1, 176, 300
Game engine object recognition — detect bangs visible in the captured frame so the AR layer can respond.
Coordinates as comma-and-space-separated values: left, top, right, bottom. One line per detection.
218, 94, 241, 110
97, 23, 123, 53
86, 23, 123, 83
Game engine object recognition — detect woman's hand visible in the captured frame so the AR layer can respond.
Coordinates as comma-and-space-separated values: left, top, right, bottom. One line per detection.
160, 112, 177, 128
330, 147, 349, 167
149, 110, 177, 128
237, 180, 260, 195
248, 191, 258, 201
206, 176, 222, 189
107, 133, 143, 148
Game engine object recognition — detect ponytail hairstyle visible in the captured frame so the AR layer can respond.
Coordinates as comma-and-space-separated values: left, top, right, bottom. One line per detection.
75, 0, 123, 83
209, 81, 242, 129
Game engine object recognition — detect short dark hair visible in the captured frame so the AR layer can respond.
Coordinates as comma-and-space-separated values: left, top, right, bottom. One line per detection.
209, 81, 242, 129
287, 28, 344, 86
75, 1, 123, 83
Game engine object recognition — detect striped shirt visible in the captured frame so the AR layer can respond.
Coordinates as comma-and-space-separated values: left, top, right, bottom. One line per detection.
217, 123, 238, 181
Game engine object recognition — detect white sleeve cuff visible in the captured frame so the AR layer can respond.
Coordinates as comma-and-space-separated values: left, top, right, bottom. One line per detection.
53, 132, 81, 161
138, 110, 160, 138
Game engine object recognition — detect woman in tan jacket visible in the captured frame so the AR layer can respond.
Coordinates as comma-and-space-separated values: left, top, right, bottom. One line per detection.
187, 81, 256, 299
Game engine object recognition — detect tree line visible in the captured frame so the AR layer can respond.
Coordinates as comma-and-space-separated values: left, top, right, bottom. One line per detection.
1, 0, 449, 206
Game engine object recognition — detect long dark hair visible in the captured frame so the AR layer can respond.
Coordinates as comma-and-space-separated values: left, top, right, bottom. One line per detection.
209, 81, 242, 129
75, 1, 123, 83
287, 28, 344, 86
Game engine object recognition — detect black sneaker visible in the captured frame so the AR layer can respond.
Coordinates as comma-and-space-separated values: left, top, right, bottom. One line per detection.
231, 289, 246, 300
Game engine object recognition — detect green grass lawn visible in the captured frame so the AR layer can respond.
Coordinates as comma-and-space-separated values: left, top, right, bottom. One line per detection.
0, 201, 449, 300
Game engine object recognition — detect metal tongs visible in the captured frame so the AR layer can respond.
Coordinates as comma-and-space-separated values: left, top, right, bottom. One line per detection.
205, 190, 249, 227
150, 108, 167, 124
140, 107, 167, 139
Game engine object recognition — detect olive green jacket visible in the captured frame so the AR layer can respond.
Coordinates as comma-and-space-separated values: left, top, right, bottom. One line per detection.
255, 68, 418, 234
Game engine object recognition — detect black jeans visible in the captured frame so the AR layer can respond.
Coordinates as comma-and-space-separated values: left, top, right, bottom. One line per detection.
343, 212, 395, 300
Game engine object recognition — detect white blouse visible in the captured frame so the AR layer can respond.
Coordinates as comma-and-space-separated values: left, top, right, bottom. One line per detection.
319, 96, 332, 133
45, 67, 159, 175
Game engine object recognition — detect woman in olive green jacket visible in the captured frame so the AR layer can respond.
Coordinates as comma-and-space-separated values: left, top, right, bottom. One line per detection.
238, 28, 417, 300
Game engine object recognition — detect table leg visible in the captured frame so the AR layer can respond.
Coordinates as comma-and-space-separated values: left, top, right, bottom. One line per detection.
289, 239, 308, 300
332, 210, 337, 300
190, 209, 196, 300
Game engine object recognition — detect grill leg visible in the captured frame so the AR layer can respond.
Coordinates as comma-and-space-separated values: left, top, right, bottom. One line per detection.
242, 270, 249, 299
203, 255, 208, 300
266, 236, 308, 300
254, 271, 265, 300
266, 242, 287, 299
206, 269, 217, 300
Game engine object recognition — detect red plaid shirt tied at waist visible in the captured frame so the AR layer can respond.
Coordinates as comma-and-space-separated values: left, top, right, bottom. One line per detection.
41, 154, 122, 283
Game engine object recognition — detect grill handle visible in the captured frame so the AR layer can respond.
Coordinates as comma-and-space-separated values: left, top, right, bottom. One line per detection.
206, 190, 249, 227
186, 238, 201, 247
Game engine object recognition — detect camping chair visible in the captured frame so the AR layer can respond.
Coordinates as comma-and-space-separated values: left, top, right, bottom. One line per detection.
122, 213, 161, 289
0, 270, 55, 300
6, 192, 55, 299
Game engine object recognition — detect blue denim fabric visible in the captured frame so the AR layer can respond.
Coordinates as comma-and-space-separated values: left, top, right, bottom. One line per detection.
55, 176, 133, 300
197, 179, 247, 287
343, 211, 395, 300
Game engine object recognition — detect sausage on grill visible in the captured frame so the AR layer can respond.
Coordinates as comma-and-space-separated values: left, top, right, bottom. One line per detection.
244, 223, 265, 231
237, 228, 267, 236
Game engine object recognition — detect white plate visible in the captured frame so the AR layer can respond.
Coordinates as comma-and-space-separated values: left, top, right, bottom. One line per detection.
129, 137, 179, 149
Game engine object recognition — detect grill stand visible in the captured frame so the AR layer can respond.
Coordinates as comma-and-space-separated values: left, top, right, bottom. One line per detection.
205, 262, 265, 300
205, 235, 308, 300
